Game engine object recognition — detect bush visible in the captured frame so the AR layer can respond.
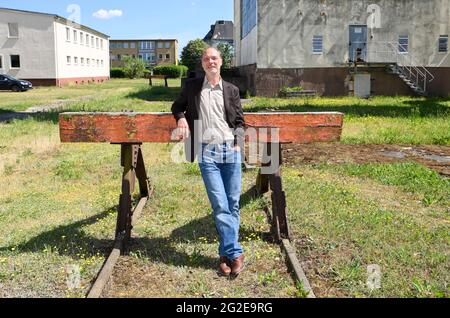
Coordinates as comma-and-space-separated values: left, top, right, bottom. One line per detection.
110, 68, 126, 78
153, 65, 189, 78
123, 56, 146, 79
278, 86, 303, 97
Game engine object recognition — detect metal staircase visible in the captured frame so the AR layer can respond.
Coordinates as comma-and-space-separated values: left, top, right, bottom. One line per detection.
355, 41, 435, 96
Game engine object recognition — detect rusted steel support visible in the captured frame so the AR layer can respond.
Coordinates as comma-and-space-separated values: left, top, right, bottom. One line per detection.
116, 144, 135, 250
116, 143, 151, 251
269, 143, 290, 241
256, 143, 270, 196
135, 146, 150, 197
256, 142, 290, 241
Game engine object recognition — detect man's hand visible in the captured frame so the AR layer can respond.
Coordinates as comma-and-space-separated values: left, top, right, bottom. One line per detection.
175, 118, 190, 140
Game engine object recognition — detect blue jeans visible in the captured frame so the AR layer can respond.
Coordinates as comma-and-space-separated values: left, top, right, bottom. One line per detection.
198, 142, 243, 260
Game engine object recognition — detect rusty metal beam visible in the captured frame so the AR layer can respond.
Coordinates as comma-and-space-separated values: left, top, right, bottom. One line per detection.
59, 112, 343, 144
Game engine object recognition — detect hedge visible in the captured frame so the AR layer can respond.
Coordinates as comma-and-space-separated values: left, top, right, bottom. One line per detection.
153, 65, 188, 78
110, 68, 126, 78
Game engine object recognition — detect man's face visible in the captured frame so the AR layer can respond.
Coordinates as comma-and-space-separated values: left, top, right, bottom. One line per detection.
202, 48, 222, 76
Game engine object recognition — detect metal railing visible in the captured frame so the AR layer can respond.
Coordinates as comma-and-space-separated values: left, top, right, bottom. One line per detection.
351, 41, 435, 93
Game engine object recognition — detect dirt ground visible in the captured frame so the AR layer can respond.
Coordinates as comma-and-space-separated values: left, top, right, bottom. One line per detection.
281, 143, 450, 177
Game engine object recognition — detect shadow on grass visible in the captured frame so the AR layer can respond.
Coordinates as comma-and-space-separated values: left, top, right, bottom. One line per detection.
0, 208, 116, 258
244, 97, 450, 118
0, 207, 271, 271
126, 86, 181, 102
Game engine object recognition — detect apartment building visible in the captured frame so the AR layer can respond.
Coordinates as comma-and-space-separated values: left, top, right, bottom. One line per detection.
0, 7, 110, 86
110, 39, 178, 68
234, 0, 450, 97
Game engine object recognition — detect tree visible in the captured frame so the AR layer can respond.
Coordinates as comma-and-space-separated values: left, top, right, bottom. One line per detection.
123, 56, 146, 79
180, 39, 207, 73
217, 43, 234, 69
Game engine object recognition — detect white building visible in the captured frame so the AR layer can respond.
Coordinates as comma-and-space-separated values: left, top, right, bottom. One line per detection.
0, 7, 110, 86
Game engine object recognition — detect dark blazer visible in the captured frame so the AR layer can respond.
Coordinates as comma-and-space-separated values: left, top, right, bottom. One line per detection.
171, 77, 245, 162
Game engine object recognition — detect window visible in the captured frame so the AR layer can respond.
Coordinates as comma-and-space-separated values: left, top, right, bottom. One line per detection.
87, 58, 90, 66
86, 34, 90, 46
130, 42, 135, 49
91, 36, 94, 47
165, 42, 171, 49
123, 42, 129, 49
101, 39, 104, 50
81, 57, 85, 65
80, 32, 84, 44
8, 23, 19, 38
117, 54, 121, 61
0, 55, 3, 69
158, 42, 163, 49
241, 0, 257, 39
73, 30, 77, 43
439, 35, 448, 53
10, 55, 20, 68
66, 56, 71, 65
96, 38, 99, 49
74, 57, 78, 65
166, 54, 170, 59
101, 60, 104, 67
140, 41, 155, 50
398, 35, 409, 53
313, 35, 323, 54
66, 27, 71, 41
159, 54, 163, 59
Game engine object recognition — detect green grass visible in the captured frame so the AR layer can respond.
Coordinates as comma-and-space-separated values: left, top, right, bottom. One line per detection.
1, 79, 449, 297
283, 165, 449, 297
0, 78, 179, 113
318, 162, 450, 206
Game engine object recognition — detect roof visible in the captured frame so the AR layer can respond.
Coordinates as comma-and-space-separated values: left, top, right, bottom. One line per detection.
111, 39, 178, 42
203, 20, 234, 42
0, 7, 109, 38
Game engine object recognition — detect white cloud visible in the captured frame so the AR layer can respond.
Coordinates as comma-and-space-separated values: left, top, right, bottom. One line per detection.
93, 9, 123, 19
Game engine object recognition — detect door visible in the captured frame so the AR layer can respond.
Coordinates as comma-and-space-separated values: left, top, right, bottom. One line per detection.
349, 25, 368, 62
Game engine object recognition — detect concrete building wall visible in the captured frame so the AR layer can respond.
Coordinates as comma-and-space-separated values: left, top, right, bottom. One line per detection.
234, 0, 258, 66
54, 21, 110, 82
234, 0, 450, 96
256, 0, 450, 69
0, 10, 56, 79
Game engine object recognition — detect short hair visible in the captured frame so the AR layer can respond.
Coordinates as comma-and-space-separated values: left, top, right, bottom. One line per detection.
201, 46, 222, 59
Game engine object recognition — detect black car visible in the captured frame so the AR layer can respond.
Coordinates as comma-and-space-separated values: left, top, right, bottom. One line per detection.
0, 74, 33, 92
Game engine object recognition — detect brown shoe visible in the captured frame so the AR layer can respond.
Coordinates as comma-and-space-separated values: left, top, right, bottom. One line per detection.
218, 256, 231, 276
231, 254, 245, 276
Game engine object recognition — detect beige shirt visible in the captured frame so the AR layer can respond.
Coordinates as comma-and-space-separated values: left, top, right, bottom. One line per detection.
199, 77, 234, 143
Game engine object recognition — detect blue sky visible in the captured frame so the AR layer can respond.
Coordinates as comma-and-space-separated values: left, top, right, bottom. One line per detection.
0, 0, 234, 55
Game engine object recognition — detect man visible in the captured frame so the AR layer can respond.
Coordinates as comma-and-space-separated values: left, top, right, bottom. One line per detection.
171, 47, 245, 277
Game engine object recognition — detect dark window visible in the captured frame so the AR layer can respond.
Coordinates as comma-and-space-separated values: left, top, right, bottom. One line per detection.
241, 0, 257, 39
398, 35, 408, 53
159, 54, 163, 59
439, 35, 448, 53
0, 55, 3, 69
117, 54, 121, 60
166, 54, 170, 59
10, 55, 20, 68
